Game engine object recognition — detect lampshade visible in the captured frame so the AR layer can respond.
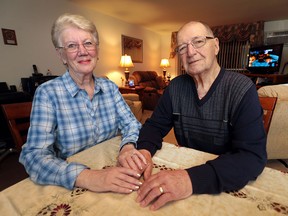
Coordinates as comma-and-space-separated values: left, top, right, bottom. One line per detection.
119, 54, 134, 70
120, 54, 134, 86
160, 58, 170, 69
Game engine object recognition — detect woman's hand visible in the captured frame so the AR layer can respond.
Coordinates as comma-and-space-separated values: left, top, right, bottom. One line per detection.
136, 169, 192, 210
75, 167, 143, 193
117, 144, 148, 174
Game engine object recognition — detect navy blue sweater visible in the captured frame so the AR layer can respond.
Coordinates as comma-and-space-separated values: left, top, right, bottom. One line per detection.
137, 69, 267, 194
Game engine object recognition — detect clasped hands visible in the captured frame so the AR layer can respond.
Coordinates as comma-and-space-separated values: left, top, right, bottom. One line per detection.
117, 144, 192, 211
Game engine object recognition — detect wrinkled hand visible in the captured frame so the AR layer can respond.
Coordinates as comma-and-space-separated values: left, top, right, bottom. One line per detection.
75, 167, 143, 193
118, 144, 148, 174
136, 169, 193, 210
138, 149, 153, 180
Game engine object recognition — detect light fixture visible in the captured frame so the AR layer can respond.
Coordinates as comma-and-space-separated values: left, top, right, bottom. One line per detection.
119, 54, 134, 86
160, 58, 170, 81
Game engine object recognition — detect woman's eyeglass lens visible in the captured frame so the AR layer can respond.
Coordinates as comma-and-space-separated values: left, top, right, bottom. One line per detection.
58, 42, 97, 53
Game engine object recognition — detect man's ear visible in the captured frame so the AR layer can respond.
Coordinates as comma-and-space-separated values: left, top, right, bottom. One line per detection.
214, 38, 220, 55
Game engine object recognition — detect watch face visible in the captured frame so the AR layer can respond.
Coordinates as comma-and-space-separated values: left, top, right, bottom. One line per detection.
128, 80, 134, 87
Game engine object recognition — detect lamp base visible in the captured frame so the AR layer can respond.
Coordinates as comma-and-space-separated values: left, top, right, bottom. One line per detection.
124, 71, 130, 86
163, 70, 167, 81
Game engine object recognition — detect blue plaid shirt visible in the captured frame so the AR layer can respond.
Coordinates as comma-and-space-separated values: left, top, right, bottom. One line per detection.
20, 71, 141, 190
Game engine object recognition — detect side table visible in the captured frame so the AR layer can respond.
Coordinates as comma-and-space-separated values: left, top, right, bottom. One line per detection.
119, 86, 145, 101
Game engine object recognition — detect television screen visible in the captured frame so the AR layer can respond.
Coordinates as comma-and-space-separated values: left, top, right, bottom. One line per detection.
246, 44, 283, 74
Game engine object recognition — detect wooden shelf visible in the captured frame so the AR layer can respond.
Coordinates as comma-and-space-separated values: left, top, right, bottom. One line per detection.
241, 73, 288, 89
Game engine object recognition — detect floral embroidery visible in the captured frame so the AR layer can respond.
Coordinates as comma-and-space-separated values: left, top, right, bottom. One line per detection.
102, 165, 113, 169
70, 187, 88, 197
37, 203, 72, 215
226, 190, 288, 215
51, 203, 72, 216
153, 163, 175, 171
36, 204, 58, 216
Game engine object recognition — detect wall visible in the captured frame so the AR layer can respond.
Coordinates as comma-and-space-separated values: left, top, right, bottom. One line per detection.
0, 0, 173, 88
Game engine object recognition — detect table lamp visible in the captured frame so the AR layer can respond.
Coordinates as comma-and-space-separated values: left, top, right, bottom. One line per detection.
119, 54, 134, 86
160, 58, 170, 81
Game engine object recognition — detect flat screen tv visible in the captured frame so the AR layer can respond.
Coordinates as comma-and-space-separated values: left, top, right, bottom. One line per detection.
246, 43, 283, 74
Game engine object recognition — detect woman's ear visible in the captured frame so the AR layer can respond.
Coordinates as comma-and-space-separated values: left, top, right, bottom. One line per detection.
56, 48, 67, 65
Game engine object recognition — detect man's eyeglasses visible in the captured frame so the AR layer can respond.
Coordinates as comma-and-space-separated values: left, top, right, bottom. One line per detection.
58, 41, 98, 53
176, 36, 214, 55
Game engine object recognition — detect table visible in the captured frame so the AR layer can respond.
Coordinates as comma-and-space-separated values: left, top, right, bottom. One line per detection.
241, 73, 288, 89
1, 136, 288, 215
119, 86, 145, 101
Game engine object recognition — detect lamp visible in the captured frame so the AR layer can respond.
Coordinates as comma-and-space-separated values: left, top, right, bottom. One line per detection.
119, 54, 134, 86
160, 58, 170, 81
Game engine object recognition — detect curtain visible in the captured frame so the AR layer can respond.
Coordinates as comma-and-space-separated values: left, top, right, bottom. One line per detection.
211, 21, 264, 47
170, 31, 178, 59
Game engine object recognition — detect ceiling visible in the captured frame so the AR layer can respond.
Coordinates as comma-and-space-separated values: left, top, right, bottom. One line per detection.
71, 0, 288, 34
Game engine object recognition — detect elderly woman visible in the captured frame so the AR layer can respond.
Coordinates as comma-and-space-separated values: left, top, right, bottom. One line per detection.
20, 13, 144, 193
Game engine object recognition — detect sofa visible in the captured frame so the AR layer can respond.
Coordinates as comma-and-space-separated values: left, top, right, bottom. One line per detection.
257, 84, 288, 160
130, 71, 167, 110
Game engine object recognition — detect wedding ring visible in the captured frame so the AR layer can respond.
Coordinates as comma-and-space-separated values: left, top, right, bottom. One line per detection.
159, 186, 164, 194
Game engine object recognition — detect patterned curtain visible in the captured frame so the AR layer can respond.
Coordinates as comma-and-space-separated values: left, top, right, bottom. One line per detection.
211, 21, 264, 47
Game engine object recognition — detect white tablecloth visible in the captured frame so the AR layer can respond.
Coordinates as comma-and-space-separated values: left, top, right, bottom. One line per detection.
1, 136, 288, 215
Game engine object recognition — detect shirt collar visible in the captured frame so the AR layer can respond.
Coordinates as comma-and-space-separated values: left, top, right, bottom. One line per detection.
62, 70, 106, 97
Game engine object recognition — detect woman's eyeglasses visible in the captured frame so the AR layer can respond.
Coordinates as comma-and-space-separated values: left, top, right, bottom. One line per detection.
58, 41, 98, 53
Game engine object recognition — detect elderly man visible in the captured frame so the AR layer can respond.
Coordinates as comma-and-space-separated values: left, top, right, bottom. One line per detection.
128, 21, 266, 210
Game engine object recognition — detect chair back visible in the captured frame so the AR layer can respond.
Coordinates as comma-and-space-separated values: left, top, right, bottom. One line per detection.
1, 102, 32, 151
259, 97, 277, 134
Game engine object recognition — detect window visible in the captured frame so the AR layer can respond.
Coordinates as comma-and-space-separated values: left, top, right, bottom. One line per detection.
217, 40, 250, 72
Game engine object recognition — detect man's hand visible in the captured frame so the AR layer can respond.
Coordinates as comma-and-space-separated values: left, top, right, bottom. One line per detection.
136, 169, 193, 210
75, 167, 143, 193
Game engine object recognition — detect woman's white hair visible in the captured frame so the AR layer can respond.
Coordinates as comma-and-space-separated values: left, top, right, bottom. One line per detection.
51, 13, 99, 48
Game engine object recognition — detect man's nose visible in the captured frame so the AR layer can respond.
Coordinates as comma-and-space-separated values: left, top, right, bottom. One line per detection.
187, 43, 197, 56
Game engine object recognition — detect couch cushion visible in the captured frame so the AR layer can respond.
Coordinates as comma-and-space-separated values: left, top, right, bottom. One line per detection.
258, 84, 288, 100
122, 93, 139, 101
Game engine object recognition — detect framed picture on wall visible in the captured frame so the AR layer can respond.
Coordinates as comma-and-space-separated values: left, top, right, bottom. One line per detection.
2, 28, 17, 45
121, 35, 143, 63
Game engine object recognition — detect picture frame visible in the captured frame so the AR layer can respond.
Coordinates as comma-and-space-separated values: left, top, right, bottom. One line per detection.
121, 35, 143, 63
2, 28, 17, 45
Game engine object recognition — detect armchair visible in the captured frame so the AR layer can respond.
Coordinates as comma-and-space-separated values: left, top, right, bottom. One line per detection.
257, 84, 288, 161
130, 71, 167, 110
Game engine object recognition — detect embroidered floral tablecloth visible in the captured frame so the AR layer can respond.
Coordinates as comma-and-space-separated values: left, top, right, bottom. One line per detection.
1, 136, 287, 215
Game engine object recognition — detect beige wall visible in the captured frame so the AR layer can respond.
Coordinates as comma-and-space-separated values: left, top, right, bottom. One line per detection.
0, 0, 175, 89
